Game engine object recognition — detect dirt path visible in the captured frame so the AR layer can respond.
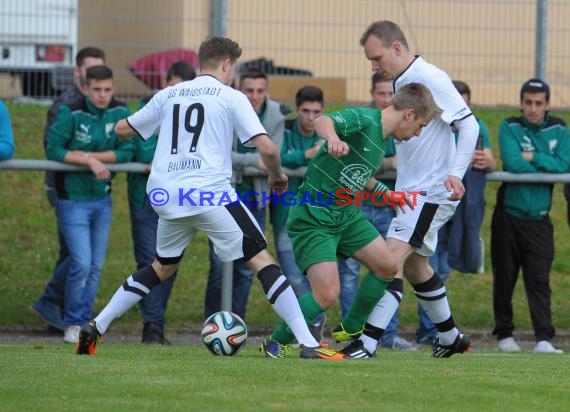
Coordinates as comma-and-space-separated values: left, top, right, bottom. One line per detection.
2, 325, 569, 353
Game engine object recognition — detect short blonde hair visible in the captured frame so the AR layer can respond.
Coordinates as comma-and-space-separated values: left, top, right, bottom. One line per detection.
391, 83, 442, 120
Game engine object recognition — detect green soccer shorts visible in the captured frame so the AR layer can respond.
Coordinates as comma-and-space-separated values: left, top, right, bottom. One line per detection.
286, 203, 379, 273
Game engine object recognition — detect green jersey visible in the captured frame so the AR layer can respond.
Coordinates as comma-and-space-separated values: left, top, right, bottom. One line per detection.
271, 120, 321, 232
361, 136, 396, 207
46, 96, 134, 201
298, 107, 388, 209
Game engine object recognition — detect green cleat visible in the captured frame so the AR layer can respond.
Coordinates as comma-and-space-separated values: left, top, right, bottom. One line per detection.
330, 323, 363, 342
259, 338, 291, 359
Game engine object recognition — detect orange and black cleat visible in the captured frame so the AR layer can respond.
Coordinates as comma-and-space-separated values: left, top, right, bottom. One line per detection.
76, 320, 101, 355
299, 344, 345, 360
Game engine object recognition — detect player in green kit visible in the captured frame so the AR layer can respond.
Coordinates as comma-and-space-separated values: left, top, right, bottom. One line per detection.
260, 82, 442, 358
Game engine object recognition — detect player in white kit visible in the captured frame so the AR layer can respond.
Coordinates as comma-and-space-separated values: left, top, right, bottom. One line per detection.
334, 21, 479, 358
76, 36, 343, 360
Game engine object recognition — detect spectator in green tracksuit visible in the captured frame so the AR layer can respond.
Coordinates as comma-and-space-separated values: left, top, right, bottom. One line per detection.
492, 78, 570, 354
46, 65, 134, 344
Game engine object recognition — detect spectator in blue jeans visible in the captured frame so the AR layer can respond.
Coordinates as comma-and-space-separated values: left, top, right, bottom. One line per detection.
45, 65, 134, 343
32, 47, 107, 332
204, 68, 288, 319
128, 61, 196, 344
338, 73, 416, 351
271, 86, 326, 341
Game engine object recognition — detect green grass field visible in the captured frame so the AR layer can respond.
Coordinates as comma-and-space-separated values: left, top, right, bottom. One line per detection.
1, 100, 570, 334
2, 100, 570, 412
1, 343, 569, 412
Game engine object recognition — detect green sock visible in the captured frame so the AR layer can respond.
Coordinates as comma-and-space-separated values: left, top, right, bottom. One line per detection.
342, 271, 391, 333
270, 292, 325, 344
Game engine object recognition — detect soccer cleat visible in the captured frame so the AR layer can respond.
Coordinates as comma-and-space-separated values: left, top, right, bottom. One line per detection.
259, 338, 291, 359
299, 344, 345, 360
330, 323, 363, 342
432, 333, 472, 358
340, 339, 376, 359
76, 320, 101, 355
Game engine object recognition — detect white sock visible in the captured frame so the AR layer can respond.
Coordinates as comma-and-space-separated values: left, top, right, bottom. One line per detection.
267, 276, 319, 347
360, 292, 400, 353
415, 283, 458, 346
94, 280, 144, 334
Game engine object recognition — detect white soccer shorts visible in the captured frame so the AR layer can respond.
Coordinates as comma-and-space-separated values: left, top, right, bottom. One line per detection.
386, 196, 456, 256
156, 202, 266, 262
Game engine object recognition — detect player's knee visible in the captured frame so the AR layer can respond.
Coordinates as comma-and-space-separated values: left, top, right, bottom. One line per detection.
370, 255, 398, 280
312, 284, 339, 309
153, 256, 181, 280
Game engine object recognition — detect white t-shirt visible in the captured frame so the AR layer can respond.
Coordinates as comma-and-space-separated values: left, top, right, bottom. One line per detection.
394, 56, 472, 204
127, 74, 267, 219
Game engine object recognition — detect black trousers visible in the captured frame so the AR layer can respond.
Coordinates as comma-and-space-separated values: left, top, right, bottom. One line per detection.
490, 205, 555, 341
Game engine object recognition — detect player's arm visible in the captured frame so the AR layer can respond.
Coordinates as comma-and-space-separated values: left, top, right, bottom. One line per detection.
115, 91, 162, 140
365, 177, 414, 212
445, 115, 479, 200
252, 134, 288, 194
314, 115, 349, 157
115, 119, 136, 138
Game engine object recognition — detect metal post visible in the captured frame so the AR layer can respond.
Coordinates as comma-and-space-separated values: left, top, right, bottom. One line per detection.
220, 262, 233, 312
535, 0, 548, 80
210, 0, 227, 37
210, 0, 231, 312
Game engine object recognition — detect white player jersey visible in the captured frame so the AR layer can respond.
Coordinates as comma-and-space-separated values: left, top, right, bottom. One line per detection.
394, 56, 472, 204
127, 74, 267, 219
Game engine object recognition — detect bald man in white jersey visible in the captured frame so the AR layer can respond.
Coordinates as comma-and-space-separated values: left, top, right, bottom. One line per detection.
76, 36, 343, 360
334, 21, 479, 358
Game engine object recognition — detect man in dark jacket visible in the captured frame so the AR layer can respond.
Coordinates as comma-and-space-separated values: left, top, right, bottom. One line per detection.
32, 47, 107, 332
492, 78, 569, 354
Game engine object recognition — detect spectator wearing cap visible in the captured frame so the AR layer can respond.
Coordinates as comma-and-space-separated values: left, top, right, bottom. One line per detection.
491, 78, 570, 354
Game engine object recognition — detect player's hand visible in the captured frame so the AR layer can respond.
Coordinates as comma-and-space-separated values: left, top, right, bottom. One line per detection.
522, 151, 534, 161
389, 189, 415, 214
327, 138, 350, 158
269, 172, 288, 195
87, 157, 111, 180
444, 175, 465, 201
471, 150, 488, 170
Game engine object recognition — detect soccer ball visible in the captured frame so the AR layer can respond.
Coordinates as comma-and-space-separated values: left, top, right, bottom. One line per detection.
200, 311, 248, 356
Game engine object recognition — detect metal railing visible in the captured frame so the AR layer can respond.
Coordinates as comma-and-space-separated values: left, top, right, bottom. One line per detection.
3, 158, 570, 311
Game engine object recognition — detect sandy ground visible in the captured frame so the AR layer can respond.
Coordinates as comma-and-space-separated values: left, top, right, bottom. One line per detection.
2, 325, 569, 354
